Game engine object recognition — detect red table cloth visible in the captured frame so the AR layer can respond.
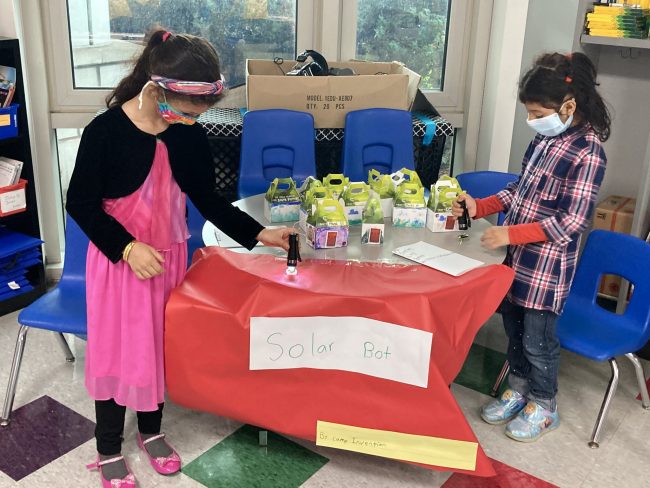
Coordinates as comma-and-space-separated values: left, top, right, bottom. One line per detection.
166, 248, 514, 477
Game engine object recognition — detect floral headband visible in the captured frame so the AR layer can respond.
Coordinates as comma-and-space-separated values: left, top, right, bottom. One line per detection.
150, 74, 225, 96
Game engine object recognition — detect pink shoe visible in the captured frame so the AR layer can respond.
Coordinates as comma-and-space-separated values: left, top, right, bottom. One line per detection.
136, 432, 181, 475
86, 455, 136, 488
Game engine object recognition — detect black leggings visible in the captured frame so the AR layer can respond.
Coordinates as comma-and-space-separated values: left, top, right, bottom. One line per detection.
95, 399, 164, 455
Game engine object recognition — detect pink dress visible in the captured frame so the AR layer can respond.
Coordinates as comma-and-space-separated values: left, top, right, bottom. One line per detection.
85, 139, 189, 412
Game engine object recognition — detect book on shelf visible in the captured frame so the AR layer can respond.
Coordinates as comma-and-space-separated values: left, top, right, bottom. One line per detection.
0, 156, 23, 187
0, 65, 17, 108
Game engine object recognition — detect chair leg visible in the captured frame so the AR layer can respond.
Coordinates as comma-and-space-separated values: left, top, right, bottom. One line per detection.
589, 358, 619, 449
1, 325, 30, 427
491, 360, 510, 397
625, 353, 650, 409
55, 333, 75, 363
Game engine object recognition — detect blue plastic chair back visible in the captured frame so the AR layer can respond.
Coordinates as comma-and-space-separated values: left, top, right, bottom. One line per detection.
186, 198, 205, 266
557, 230, 650, 361
18, 214, 88, 334
238, 109, 317, 198
455, 171, 519, 225
342, 108, 414, 182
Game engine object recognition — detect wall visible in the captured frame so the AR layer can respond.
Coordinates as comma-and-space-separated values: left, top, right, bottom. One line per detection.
0, 0, 17, 37
592, 48, 650, 201
508, 0, 579, 173
474, 0, 528, 172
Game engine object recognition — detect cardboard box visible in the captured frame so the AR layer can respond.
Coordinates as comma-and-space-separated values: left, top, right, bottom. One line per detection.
306, 223, 349, 249
264, 200, 300, 223
264, 177, 301, 223
393, 207, 427, 228
592, 195, 636, 299
426, 176, 463, 233
361, 223, 384, 245
426, 210, 460, 232
246, 59, 421, 128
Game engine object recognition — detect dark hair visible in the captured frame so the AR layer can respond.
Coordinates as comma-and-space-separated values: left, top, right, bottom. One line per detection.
518, 52, 611, 142
106, 28, 223, 108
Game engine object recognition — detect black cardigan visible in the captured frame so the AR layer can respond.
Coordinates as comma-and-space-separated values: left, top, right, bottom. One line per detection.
66, 107, 264, 263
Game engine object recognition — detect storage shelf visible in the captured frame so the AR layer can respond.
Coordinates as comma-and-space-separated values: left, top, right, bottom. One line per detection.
581, 34, 650, 49
0, 135, 22, 147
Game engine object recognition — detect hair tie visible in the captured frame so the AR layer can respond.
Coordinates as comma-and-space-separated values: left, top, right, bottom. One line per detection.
162, 31, 172, 42
565, 75, 573, 84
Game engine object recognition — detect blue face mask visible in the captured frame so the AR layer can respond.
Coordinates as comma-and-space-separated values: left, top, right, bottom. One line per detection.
526, 100, 574, 137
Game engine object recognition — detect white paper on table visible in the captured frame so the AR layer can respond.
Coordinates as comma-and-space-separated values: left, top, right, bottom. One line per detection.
392, 241, 484, 276
250, 316, 433, 388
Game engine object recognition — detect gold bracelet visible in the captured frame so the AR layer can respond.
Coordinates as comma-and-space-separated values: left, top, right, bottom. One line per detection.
122, 240, 137, 262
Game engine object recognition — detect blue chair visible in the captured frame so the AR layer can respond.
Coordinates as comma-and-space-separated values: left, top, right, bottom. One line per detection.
186, 198, 205, 267
556, 230, 650, 448
1, 215, 88, 426
342, 108, 414, 182
237, 109, 316, 198
456, 171, 520, 397
455, 170, 519, 225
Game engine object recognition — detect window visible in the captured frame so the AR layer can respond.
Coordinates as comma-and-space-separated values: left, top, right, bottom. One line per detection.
45, 0, 309, 108
67, 0, 297, 90
341, 0, 470, 118
354, 0, 450, 91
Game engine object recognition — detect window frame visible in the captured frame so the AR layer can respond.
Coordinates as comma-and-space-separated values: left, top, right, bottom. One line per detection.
339, 0, 471, 127
43, 0, 316, 114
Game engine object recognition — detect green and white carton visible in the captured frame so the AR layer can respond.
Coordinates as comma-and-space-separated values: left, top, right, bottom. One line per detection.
323, 173, 349, 199
390, 168, 422, 189
264, 177, 301, 223
299, 185, 331, 230
368, 169, 395, 218
392, 181, 427, 228
305, 198, 349, 249
298, 176, 322, 200
361, 193, 385, 245
426, 175, 463, 232
340, 181, 370, 225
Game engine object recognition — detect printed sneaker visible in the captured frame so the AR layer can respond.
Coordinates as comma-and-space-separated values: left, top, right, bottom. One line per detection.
480, 389, 527, 425
505, 401, 560, 442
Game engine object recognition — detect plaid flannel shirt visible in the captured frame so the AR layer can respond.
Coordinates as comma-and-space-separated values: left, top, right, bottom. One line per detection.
497, 124, 606, 314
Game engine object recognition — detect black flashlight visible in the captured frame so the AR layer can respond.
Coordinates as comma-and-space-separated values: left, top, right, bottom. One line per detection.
458, 200, 471, 231
287, 233, 301, 275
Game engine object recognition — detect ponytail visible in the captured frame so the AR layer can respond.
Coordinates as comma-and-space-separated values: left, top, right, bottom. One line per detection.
106, 28, 223, 108
106, 29, 166, 108
519, 52, 611, 142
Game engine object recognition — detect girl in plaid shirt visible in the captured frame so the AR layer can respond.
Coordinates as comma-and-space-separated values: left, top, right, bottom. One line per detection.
453, 52, 610, 442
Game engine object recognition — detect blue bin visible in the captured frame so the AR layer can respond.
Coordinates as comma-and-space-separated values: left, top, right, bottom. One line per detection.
0, 104, 19, 140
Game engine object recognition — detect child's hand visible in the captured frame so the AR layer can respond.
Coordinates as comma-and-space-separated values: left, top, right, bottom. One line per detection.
452, 194, 477, 219
480, 226, 510, 249
126, 242, 165, 280
256, 227, 294, 251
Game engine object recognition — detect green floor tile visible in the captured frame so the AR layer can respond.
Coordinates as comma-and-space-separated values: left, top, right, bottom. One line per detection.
454, 343, 508, 396
183, 425, 328, 488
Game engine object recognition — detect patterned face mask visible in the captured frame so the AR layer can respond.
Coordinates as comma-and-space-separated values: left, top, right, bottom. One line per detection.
156, 92, 198, 125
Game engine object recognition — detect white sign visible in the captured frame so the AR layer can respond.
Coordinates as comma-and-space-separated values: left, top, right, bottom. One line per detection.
0, 188, 26, 214
250, 316, 433, 387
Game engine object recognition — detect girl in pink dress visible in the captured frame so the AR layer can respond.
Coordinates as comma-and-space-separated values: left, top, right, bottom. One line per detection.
66, 30, 291, 488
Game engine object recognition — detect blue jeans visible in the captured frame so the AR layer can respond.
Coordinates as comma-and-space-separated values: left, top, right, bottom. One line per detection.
500, 299, 560, 410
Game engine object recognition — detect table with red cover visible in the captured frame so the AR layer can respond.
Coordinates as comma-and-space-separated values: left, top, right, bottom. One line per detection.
165, 247, 514, 477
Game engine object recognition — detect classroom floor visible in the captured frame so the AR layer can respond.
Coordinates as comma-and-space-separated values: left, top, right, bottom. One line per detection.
1, 309, 649, 488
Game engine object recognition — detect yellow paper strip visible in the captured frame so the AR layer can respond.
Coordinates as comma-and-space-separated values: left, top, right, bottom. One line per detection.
316, 420, 478, 471
0, 115, 10, 127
